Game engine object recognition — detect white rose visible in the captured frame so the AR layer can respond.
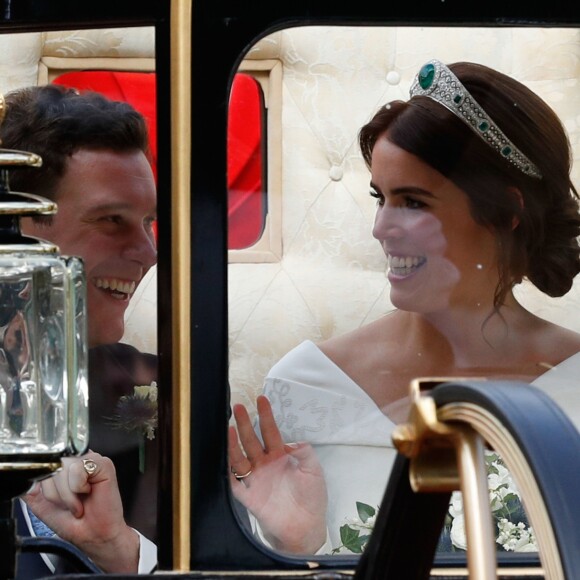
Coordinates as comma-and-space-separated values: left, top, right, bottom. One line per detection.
448, 491, 464, 519
515, 540, 538, 553
450, 514, 468, 550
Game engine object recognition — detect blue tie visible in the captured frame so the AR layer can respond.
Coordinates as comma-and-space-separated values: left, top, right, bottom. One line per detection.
27, 507, 56, 537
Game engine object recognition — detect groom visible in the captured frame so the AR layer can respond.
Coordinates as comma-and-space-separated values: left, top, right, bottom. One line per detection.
0, 84, 158, 576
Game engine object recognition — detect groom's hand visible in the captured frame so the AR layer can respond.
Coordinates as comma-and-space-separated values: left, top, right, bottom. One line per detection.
24, 451, 140, 573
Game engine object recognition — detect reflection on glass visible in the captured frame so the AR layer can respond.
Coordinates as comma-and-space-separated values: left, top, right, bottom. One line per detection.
0, 256, 86, 453
228, 26, 580, 557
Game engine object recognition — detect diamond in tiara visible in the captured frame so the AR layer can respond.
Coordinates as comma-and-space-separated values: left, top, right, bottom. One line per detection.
409, 60, 542, 179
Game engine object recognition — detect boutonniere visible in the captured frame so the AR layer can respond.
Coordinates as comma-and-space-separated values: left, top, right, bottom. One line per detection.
111, 381, 158, 472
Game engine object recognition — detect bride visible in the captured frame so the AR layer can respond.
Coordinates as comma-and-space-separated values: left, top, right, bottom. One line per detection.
229, 60, 580, 554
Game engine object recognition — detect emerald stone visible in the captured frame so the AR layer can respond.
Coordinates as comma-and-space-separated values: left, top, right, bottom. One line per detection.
453, 93, 463, 104
418, 63, 436, 90
478, 121, 489, 132
501, 146, 512, 157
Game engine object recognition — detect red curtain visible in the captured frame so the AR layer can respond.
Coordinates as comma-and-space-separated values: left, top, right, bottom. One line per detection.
227, 73, 264, 248
53, 70, 264, 249
53, 71, 157, 179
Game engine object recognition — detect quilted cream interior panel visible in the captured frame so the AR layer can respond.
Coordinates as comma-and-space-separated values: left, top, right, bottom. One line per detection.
228, 26, 580, 414
0, 27, 154, 94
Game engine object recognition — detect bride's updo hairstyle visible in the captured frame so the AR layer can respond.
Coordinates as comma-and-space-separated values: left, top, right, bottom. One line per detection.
359, 61, 580, 308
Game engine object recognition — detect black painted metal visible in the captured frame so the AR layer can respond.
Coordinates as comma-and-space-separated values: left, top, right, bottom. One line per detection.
18, 537, 103, 575
355, 455, 451, 580
151, 11, 174, 572
0, 0, 162, 32
0, 500, 16, 580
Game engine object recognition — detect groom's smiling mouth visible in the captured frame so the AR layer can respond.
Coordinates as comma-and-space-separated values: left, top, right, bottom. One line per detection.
94, 277, 137, 300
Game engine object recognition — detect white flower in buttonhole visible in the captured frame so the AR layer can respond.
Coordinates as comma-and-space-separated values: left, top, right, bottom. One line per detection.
110, 381, 158, 472
113, 381, 158, 439
134, 383, 158, 403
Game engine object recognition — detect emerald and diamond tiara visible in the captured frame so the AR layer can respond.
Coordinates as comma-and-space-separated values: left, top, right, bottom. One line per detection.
409, 60, 542, 179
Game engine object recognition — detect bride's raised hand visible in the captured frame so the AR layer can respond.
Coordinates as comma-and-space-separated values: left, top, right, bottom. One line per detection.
229, 395, 328, 554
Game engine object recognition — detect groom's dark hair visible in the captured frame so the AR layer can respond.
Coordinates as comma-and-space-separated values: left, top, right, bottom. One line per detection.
0, 84, 150, 223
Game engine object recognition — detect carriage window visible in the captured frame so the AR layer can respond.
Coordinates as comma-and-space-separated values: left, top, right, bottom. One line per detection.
228, 73, 266, 249
53, 70, 267, 252
227, 24, 580, 560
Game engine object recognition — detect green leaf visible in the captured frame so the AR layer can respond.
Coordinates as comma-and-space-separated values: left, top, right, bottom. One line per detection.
356, 501, 376, 523
339, 524, 361, 546
349, 534, 370, 553
502, 493, 519, 504
338, 525, 370, 554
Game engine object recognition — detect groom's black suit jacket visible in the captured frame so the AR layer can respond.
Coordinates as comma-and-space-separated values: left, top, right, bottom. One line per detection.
14, 499, 93, 576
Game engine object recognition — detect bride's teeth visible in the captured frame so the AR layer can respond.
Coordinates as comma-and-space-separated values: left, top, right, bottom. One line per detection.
389, 255, 425, 275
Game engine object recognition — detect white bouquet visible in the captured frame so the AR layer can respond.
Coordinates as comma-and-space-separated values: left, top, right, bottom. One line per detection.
335, 451, 537, 554
439, 451, 537, 553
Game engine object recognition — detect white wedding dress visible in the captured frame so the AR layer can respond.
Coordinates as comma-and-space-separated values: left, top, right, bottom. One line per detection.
262, 340, 580, 554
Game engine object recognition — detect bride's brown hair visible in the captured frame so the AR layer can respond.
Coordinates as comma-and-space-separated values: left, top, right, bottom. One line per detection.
359, 61, 580, 308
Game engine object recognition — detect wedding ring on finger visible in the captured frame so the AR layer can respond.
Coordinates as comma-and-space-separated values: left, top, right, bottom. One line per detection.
82, 459, 98, 476
231, 466, 252, 481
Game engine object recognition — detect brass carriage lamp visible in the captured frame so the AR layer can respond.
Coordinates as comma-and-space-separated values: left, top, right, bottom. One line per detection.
0, 93, 88, 499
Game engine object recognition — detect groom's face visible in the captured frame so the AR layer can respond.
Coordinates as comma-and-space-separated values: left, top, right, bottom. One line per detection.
21, 147, 157, 348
